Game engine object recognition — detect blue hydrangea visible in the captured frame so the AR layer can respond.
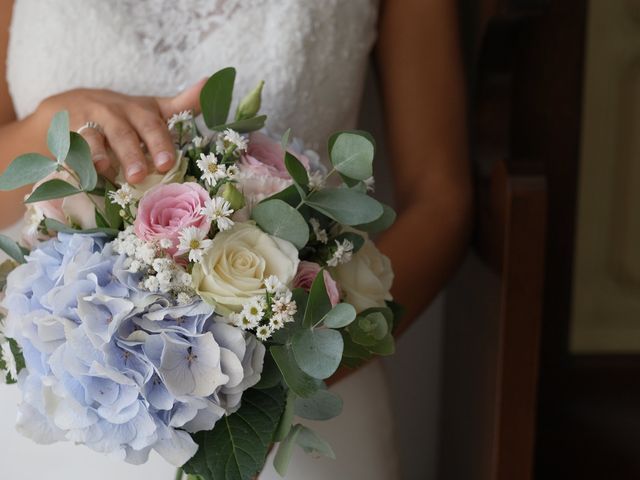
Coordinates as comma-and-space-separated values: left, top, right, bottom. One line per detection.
2, 233, 264, 466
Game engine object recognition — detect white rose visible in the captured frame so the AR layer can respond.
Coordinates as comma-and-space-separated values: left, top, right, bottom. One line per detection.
192, 223, 299, 314
330, 239, 394, 313
115, 150, 188, 200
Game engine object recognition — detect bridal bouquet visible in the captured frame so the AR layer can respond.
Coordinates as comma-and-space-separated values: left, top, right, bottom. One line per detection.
0, 68, 399, 480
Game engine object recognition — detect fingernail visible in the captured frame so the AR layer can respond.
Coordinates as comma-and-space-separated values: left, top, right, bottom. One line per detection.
155, 151, 173, 169
127, 163, 145, 179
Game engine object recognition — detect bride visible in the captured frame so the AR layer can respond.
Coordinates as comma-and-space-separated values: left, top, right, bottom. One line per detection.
0, 1, 470, 478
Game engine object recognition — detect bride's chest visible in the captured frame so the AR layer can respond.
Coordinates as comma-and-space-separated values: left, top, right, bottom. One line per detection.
7, 0, 379, 148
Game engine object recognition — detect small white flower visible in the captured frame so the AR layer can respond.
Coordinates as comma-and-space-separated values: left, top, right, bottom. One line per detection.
223, 129, 248, 153
152, 257, 172, 273
309, 218, 328, 244
176, 292, 192, 305
264, 275, 284, 294
256, 324, 273, 341
233, 313, 259, 331
192, 136, 208, 148
269, 316, 285, 331
363, 176, 375, 192
242, 297, 265, 324
308, 171, 326, 190
272, 291, 297, 322
201, 196, 235, 231
128, 259, 142, 273
143, 276, 160, 293
1, 341, 17, 381
196, 153, 227, 187
226, 164, 239, 178
179, 272, 193, 286
159, 238, 173, 249
108, 183, 134, 208
157, 270, 173, 286
177, 226, 212, 263
167, 110, 193, 130
327, 239, 354, 267
136, 243, 157, 265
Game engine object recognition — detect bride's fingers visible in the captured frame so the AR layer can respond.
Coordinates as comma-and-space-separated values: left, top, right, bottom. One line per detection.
156, 77, 207, 119
103, 119, 148, 184
128, 107, 175, 172
79, 127, 110, 175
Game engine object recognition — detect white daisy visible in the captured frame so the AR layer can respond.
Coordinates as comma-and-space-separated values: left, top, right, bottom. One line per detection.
272, 291, 297, 322
269, 316, 285, 331
233, 313, 259, 331
223, 129, 248, 153
1, 341, 17, 381
108, 183, 134, 208
242, 297, 265, 324
196, 153, 228, 187
256, 324, 273, 341
226, 164, 239, 178
201, 196, 235, 231
177, 227, 212, 263
167, 110, 193, 130
264, 275, 284, 294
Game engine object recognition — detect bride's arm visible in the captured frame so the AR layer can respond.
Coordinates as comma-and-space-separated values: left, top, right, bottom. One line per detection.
0, 0, 204, 228
375, 0, 472, 333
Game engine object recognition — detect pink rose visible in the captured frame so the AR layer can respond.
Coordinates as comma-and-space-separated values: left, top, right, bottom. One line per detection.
240, 132, 310, 179
293, 261, 340, 307
134, 182, 211, 256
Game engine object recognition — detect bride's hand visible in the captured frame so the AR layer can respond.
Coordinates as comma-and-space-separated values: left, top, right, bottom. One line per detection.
30, 78, 206, 183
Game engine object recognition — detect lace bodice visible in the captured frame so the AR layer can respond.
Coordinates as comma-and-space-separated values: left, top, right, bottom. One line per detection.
7, 0, 379, 151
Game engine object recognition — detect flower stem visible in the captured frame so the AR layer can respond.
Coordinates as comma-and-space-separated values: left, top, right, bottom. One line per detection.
174, 467, 184, 480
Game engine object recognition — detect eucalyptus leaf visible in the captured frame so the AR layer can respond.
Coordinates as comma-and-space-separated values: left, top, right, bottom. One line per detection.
0, 234, 26, 264
302, 270, 332, 329
264, 184, 301, 208
305, 188, 383, 225
200, 67, 236, 128
44, 218, 119, 237
291, 329, 344, 380
273, 424, 302, 477
274, 389, 296, 442
252, 199, 309, 249
367, 333, 395, 356
216, 114, 267, 133
48, 111, 71, 163
294, 388, 343, 421
270, 345, 321, 398
354, 203, 397, 233
254, 353, 282, 390
329, 131, 374, 180
284, 152, 309, 187
25, 179, 81, 203
295, 426, 336, 459
321, 303, 357, 329
0, 153, 57, 191
183, 386, 285, 480
66, 132, 97, 191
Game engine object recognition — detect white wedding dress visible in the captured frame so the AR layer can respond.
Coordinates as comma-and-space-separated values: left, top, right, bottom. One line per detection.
1, 1, 399, 479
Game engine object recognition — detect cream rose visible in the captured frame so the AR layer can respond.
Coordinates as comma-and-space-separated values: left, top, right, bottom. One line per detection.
330, 239, 394, 312
192, 223, 299, 314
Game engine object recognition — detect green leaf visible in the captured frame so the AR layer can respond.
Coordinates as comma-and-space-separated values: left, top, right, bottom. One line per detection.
94, 209, 110, 229
263, 184, 301, 208
0, 234, 26, 264
215, 115, 267, 133
291, 329, 344, 380
329, 131, 374, 180
104, 180, 124, 230
354, 203, 397, 233
48, 111, 71, 163
0, 153, 57, 191
254, 353, 282, 390
183, 386, 286, 480
252, 199, 309, 249
284, 152, 309, 187
200, 67, 236, 128
305, 188, 383, 226
270, 345, 322, 398
273, 424, 302, 477
25, 179, 80, 203
281, 128, 291, 150
295, 426, 336, 459
367, 333, 395, 356
44, 218, 119, 237
321, 303, 357, 329
302, 270, 332, 329
274, 389, 296, 442
66, 132, 97, 191
349, 312, 389, 347
294, 389, 343, 421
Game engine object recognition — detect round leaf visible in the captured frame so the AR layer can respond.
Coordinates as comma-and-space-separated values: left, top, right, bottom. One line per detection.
295, 426, 336, 459
270, 345, 322, 398
322, 303, 357, 329
355, 203, 397, 233
305, 188, 383, 225
294, 389, 343, 420
47, 111, 70, 163
291, 329, 344, 379
252, 199, 309, 249
0, 153, 57, 191
329, 132, 374, 180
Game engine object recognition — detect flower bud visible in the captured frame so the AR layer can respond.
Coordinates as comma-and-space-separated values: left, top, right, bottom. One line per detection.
219, 182, 245, 211
235, 80, 264, 121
